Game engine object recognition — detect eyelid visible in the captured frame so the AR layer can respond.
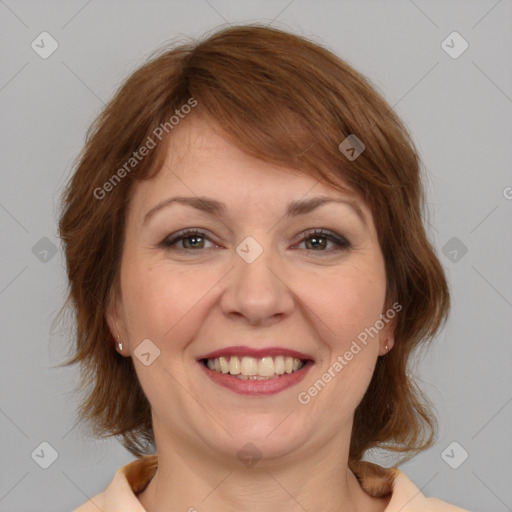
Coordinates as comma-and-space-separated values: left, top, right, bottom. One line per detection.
294, 228, 351, 251
159, 227, 351, 253
159, 228, 218, 249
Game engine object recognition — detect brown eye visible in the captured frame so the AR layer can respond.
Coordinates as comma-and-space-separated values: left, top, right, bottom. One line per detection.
160, 229, 214, 251
297, 229, 350, 253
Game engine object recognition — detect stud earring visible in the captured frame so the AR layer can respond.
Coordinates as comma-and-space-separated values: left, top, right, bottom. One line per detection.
385, 344, 388, 351
117, 336, 123, 352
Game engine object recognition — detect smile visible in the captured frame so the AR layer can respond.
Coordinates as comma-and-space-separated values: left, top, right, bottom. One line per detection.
204, 355, 305, 379
198, 346, 314, 396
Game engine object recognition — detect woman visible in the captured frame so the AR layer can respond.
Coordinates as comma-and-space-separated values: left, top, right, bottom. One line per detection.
60, 24, 469, 511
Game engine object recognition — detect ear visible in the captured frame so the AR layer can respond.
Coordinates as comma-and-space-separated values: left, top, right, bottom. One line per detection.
378, 308, 397, 356
378, 332, 395, 356
106, 284, 128, 354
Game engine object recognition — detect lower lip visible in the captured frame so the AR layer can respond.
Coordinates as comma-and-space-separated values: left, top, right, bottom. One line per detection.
200, 360, 314, 396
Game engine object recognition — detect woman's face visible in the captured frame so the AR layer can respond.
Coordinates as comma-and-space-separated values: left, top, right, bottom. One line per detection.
110, 115, 394, 464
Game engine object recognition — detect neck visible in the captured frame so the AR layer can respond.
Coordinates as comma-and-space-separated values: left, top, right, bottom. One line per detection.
137, 432, 390, 512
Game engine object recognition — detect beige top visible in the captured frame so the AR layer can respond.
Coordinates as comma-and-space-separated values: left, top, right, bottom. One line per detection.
73, 455, 469, 511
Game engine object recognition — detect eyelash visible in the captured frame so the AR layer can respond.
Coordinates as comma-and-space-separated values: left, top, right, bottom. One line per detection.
159, 228, 351, 255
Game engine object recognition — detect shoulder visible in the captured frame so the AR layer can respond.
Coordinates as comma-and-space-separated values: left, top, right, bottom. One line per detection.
351, 461, 469, 511
73, 492, 104, 512
72, 455, 157, 512
387, 469, 470, 511
73, 456, 470, 512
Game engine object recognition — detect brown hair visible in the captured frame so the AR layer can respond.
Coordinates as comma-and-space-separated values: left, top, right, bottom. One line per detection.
58, 24, 449, 467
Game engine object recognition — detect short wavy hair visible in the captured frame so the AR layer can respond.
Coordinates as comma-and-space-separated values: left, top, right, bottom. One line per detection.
58, 24, 450, 467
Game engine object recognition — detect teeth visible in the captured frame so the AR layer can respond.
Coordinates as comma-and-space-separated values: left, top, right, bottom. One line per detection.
219, 356, 229, 373
205, 355, 304, 378
229, 356, 241, 375
274, 355, 285, 375
241, 356, 258, 376
258, 357, 274, 377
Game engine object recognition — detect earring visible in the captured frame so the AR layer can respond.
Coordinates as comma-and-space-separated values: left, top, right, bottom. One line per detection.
385, 344, 389, 351
117, 336, 123, 352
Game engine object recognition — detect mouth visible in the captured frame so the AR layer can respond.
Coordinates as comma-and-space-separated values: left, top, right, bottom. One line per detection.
202, 355, 306, 379
198, 346, 314, 396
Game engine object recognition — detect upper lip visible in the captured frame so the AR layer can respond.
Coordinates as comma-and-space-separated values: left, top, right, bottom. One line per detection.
198, 345, 314, 361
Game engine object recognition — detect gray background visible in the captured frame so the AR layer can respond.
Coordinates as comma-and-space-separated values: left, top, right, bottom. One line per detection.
1, 1, 511, 511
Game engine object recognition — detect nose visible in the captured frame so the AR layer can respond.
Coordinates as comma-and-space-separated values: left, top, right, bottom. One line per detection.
220, 240, 295, 327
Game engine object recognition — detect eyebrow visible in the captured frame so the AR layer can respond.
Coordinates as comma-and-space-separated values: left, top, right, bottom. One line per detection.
143, 195, 367, 226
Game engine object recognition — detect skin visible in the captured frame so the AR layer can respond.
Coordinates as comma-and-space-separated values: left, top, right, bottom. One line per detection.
108, 114, 395, 512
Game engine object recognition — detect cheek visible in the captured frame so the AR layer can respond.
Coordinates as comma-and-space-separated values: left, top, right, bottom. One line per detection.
120, 258, 224, 346
292, 262, 386, 348
121, 254, 386, 347
292, 261, 385, 413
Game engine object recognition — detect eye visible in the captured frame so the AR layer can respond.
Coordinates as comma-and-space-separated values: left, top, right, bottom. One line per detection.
159, 228, 351, 254
160, 229, 215, 251
295, 229, 351, 254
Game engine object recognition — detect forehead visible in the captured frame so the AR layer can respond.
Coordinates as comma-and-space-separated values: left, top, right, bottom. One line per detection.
162, 115, 315, 188
128, 115, 372, 224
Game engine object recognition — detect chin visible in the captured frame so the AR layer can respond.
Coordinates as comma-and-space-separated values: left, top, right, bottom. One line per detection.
199, 415, 310, 465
